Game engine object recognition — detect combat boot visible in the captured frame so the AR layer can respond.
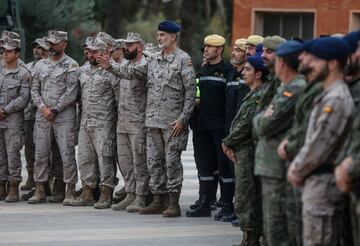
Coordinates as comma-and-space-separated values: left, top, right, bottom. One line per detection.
70, 185, 94, 206
162, 192, 181, 217
214, 202, 234, 221
185, 195, 211, 217
20, 171, 35, 190
62, 183, 76, 206
28, 182, 46, 204
234, 229, 260, 246
126, 195, 147, 213
0, 180, 7, 200
114, 186, 126, 197
111, 193, 136, 211
139, 194, 167, 214
48, 178, 66, 203
21, 188, 35, 201
5, 181, 20, 202
94, 185, 113, 209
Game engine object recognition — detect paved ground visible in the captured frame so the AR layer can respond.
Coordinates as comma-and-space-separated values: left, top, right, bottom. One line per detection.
0, 135, 241, 246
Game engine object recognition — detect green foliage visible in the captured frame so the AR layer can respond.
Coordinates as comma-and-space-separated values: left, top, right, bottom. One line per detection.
19, 0, 101, 63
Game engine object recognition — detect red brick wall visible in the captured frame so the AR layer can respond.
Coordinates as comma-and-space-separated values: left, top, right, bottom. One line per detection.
232, 0, 360, 43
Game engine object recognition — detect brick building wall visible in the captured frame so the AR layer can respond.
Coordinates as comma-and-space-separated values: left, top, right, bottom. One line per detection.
232, 0, 360, 43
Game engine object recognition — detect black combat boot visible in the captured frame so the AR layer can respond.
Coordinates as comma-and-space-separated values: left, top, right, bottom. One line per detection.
185, 195, 212, 217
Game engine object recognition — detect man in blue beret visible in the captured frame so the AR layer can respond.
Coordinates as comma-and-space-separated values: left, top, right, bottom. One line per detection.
253, 40, 305, 246
277, 38, 323, 246
222, 53, 268, 245
335, 30, 360, 246
288, 37, 354, 246
98, 20, 196, 218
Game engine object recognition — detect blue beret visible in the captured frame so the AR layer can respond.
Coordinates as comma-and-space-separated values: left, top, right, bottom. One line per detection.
311, 37, 350, 61
247, 54, 268, 72
276, 40, 303, 57
343, 30, 360, 53
158, 20, 181, 33
302, 39, 318, 53
256, 43, 263, 54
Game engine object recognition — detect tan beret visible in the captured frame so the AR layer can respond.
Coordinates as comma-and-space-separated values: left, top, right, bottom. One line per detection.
234, 38, 247, 51
204, 34, 225, 46
263, 35, 287, 51
246, 35, 263, 46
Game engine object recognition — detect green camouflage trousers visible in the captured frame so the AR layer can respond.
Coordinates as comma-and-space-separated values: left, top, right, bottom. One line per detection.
234, 147, 262, 231
261, 176, 290, 246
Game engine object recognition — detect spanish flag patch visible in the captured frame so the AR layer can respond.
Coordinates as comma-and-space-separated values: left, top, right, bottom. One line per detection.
323, 106, 333, 113
283, 91, 293, 97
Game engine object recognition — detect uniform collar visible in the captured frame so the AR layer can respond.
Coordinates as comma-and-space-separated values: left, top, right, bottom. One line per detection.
157, 48, 178, 62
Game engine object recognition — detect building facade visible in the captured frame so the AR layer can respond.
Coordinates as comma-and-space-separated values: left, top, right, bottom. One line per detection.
232, 0, 360, 42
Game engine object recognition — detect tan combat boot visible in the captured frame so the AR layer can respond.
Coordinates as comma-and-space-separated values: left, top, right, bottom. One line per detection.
70, 185, 94, 206
111, 193, 136, 211
48, 178, 66, 203
139, 194, 167, 214
20, 171, 35, 190
28, 182, 46, 204
162, 192, 181, 217
113, 186, 127, 203
62, 183, 77, 206
0, 180, 7, 200
5, 181, 20, 203
94, 185, 113, 209
126, 195, 147, 213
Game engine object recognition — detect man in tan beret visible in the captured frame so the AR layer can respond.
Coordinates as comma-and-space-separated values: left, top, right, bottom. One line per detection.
246, 35, 263, 57
186, 34, 236, 221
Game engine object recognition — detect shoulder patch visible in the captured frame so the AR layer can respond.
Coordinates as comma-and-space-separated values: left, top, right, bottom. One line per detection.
187, 59, 193, 67
323, 106, 333, 113
282, 91, 293, 97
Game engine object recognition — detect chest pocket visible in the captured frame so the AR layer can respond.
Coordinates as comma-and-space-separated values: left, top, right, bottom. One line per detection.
7, 80, 21, 101
163, 65, 182, 91
52, 68, 68, 86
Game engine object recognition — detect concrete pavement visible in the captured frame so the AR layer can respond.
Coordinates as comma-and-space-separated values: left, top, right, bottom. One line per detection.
0, 134, 241, 246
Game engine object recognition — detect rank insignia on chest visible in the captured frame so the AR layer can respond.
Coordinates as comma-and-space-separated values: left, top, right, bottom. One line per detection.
323, 106, 333, 113
282, 91, 293, 97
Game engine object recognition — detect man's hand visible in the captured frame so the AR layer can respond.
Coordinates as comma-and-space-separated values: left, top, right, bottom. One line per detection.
278, 138, 289, 161
97, 53, 111, 70
0, 109, 6, 121
287, 164, 304, 187
170, 119, 184, 137
222, 143, 236, 163
335, 156, 353, 193
264, 107, 274, 117
40, 106, 55, 122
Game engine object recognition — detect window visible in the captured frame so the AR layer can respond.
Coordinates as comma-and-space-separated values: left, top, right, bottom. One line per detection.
254, 11, 315, 40
350, 12, 360, 31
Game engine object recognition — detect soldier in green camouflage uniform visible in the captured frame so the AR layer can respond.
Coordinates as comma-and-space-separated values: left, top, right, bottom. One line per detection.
254, 40, 305, 246
222, 54, 268, 246
277, 39, 322, 246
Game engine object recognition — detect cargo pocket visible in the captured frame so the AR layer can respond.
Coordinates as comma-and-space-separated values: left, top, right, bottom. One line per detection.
13, 132, 25, 151
135, 135, 146, 154
170, 129, 189, 151
102, 138, 115, 157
